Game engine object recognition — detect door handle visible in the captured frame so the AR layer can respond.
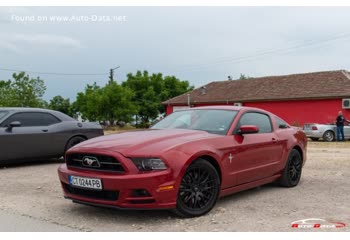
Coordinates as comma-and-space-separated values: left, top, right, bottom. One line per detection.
272, 138, 278, 143
42, 129, 48, 132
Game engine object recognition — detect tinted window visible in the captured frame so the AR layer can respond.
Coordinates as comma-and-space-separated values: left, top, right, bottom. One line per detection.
0, 111, 8, 120
0, 112, 60, 127
151, 109, 238, 135
237, 112, 272, 133
275, 117, 289, 129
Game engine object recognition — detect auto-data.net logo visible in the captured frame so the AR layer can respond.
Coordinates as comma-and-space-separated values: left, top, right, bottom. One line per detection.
291, 218, 346, 229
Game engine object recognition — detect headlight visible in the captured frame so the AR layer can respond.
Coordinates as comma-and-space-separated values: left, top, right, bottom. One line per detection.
130, 158, 167, 171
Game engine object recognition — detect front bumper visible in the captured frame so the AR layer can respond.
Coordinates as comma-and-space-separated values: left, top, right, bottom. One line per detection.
57, 152, 178, 210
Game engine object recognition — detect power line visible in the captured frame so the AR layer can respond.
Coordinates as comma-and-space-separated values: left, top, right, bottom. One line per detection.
170, 31, 350, 74
0, 67, 108, 76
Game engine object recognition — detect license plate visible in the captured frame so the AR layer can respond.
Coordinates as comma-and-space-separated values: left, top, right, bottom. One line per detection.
69, 175, 102, 190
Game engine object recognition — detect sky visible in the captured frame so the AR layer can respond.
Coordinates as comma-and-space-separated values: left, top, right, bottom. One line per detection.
1, 6, 350, 101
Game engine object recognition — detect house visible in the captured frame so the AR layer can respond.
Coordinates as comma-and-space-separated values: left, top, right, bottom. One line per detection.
162, 70, 350, 126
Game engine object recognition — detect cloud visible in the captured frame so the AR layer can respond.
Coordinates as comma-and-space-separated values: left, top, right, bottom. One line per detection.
0, 33, 83, 53
0, 40, 20, 53
0, 7, 33, 24
12, 33, 83, 48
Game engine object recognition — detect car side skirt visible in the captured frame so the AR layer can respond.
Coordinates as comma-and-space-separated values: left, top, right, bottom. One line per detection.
219, 174, 282, 198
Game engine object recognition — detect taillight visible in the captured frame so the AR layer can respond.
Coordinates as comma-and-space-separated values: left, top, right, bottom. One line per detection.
312, 126, 318, 130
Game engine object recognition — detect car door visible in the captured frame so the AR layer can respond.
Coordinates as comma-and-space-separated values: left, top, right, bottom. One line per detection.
229, 111, 284, 185
0, 112, 61, 161
344, 123, 350, 139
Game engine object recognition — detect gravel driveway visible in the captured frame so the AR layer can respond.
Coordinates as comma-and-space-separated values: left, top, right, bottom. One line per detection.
0, 142, 349, 232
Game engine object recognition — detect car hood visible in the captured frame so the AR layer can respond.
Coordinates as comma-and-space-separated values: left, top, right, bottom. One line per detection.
71, 129, 218, 156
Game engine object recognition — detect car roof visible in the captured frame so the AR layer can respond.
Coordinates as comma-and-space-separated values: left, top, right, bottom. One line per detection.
0, 107, 74, 121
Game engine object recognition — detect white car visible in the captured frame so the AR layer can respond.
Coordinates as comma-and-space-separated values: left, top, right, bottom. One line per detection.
303, 123, 350, 141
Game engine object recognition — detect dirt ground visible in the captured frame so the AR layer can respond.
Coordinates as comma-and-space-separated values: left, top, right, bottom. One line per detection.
0, 141, 349, 232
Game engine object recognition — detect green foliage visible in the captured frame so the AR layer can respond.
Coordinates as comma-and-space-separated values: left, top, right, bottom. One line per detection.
0, 72, 47, 107
100, 81, 138, 124
0, 70, 191, 125
74, 82, 137, 124
123, 70, 193, 123
74, 83, 103, 121
48, 95, 71, 116
239, 74, 252, 80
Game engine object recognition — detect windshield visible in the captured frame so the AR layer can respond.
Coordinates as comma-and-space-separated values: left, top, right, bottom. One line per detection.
151, 109, 238, 135
0, 111, 9, 121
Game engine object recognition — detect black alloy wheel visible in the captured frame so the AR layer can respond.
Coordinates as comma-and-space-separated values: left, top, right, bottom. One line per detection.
174, 159, 220, 217
279, 149, 302, 187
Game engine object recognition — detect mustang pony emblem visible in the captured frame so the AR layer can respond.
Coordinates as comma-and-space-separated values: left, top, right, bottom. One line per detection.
82, 156, 100, 167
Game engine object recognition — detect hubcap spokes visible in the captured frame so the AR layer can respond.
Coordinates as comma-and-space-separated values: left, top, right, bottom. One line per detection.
325, 132, 333, 141
289, 156, 301, 182
179, 167, 216, 209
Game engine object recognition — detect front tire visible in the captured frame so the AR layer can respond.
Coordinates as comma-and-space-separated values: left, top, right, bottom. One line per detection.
279, 149, 302, 187
65, 136, 86, 152
174, 159, 220, 218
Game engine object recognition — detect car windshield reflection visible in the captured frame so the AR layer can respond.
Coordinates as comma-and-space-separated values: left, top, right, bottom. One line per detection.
151, 109, 238, 135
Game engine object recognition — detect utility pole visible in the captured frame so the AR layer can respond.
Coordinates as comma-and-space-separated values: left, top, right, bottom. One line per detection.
109, 66, 120, 83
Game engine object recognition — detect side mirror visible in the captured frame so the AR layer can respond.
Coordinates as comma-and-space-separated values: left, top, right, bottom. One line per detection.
238, 125, 259, 134
7, 121, 21, 131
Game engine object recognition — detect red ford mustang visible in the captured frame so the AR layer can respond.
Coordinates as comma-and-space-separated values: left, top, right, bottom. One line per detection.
58, 106, 307, 217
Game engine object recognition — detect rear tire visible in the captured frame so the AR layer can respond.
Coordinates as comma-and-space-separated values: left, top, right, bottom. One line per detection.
65, 136, 86, 152
173, 159, 220, 218
279, 149, 302, 187
323, 130, 335, 142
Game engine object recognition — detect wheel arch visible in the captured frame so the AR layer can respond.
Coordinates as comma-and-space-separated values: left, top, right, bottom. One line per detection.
196, 155, 222, 184
292, 145, 304, 165
64, 134, 88, 151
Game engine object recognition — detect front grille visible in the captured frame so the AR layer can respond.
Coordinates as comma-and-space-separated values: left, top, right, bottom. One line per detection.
63, 183, 119, 201
66, 153, 125, 172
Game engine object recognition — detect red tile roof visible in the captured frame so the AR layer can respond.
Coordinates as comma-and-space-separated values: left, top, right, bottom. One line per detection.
163, 70, 350, 105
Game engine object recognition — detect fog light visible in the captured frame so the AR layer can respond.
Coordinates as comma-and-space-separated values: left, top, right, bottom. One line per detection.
131, 189, 151, 197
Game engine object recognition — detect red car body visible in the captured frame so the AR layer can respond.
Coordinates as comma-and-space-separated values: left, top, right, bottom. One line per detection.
58, 106, 307, 215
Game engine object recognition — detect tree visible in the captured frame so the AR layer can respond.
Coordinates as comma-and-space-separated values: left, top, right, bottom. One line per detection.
0, 72, 46, 107
73, 82, 137, 124
239, 74, 252, 80
48, 95, 71, 115
74, 83, 103, 121
0, 80, 13, 107
100, 81, 138, 124
123, 70, 193, 123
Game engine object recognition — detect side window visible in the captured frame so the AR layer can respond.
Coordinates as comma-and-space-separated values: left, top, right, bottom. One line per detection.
0, 112, 60, 127
40, 113, 61, 126
0, 111, 9, 121
237, 112, 273, 133
275, 117, 289, 129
